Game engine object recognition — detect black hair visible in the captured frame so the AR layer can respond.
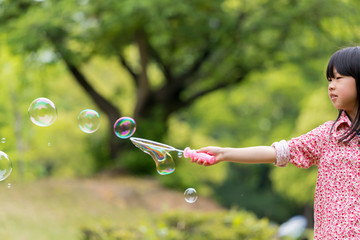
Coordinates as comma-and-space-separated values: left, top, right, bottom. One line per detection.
327, 46, 360, 142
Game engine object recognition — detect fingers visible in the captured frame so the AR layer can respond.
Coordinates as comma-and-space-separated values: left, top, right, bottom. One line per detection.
188, 146, 221, 166
196, 146, 215, 154
191, 155, 215, 166
191, 157, 208, 166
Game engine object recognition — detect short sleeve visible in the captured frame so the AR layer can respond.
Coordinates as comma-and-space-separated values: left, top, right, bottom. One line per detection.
287, 122, 330, 168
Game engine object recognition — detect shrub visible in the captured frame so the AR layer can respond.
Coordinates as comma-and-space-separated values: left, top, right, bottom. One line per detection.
80, 209, 278, 240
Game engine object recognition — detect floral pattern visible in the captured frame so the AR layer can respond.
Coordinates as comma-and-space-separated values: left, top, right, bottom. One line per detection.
275, 111, 360, 239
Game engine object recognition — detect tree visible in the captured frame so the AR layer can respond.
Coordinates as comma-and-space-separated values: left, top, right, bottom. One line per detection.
0, 0, 357, 172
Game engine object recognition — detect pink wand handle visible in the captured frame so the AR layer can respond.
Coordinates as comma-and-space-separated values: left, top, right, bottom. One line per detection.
183, 147, 215, 164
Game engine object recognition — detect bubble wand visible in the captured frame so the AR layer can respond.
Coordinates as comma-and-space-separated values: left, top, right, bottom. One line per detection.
130, 137, 215, 175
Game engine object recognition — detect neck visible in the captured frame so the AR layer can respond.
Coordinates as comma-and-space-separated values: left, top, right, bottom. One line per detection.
345, 109, 358, 123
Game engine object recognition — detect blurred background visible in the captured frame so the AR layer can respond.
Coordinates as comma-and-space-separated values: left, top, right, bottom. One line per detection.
0, 0, 359, 239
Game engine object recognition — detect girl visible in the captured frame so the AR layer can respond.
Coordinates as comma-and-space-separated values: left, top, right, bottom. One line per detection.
191, 46, 360, 239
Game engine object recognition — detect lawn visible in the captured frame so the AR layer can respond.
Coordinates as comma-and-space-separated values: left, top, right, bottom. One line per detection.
0, 176, 221, 240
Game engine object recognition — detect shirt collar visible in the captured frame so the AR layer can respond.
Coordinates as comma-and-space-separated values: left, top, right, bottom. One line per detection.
332, 111, 353, 140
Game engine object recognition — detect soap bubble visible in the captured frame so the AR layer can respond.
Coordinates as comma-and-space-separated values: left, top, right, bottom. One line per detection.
0, 151, 12, 181
114, 117, 136, 139
78, 109, 100, 133
156, 153, 176, 175
150, 149, 175, 175
131, 137, 175, 175
184, 188, 198, 203
1, 138, 5, 143
28, 97, 57, 127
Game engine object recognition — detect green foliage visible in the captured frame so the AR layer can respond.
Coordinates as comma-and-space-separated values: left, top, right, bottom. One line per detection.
185, 65, 310, 145
212, 163, 302, 223
80, 210, 277, 240
115, 149, 155, 175
0, 38, 105, 180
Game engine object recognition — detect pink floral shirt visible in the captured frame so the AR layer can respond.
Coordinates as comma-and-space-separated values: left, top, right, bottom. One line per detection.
272, 111, 360, 239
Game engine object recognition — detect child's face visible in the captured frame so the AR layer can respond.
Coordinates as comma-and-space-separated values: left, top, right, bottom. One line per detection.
328, 68, 358, 119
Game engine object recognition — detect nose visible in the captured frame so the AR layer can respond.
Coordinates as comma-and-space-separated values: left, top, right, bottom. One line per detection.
328, 80, 335, 90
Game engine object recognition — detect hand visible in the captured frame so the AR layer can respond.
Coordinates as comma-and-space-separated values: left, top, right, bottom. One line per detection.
191, 146, 223, 166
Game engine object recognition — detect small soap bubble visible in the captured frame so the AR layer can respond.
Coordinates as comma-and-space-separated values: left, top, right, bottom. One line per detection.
7, 183, 11, 188
78, 109, 100, 133
1, 138, 5, 143
178, 152, 182, 158
48, 142, 51, 147
184, 188, 198, 203
0, 151, 12, 181
114, 117, 136, 139
28, 97, 57, 127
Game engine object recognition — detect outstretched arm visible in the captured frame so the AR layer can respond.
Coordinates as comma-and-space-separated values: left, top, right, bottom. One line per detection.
192, 146, 277, 166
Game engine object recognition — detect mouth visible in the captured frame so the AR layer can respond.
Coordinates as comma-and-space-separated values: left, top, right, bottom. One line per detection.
329, 94, 338, 101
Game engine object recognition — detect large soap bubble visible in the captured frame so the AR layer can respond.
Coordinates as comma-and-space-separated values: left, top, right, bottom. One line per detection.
130, 137, 176, 175
78, 109, 100, 133
28, 97, 57, 127
114, 117, 136, 139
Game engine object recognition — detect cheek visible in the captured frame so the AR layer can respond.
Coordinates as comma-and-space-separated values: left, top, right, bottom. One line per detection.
351, 85, 358, 100
347, 89, 357, 102
346, 81, 358, 100
345, 88, 358, 106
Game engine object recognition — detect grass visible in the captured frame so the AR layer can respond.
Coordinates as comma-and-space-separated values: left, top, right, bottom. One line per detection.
0, 176, 221, 240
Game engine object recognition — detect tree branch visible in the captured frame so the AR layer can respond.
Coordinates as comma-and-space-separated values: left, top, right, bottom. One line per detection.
148, 41, 174, 82
47, 32, 121, 121
64, 61, 121, 120
47, 33, 124, 159
134, 30, 152, 118
183, 72, 246, 107
176, 46, 212, 84
155, 45, 213, 102
117, 53, 139, 87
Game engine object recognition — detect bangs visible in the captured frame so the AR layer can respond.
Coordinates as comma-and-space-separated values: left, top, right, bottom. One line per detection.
326, 47, 360, 80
